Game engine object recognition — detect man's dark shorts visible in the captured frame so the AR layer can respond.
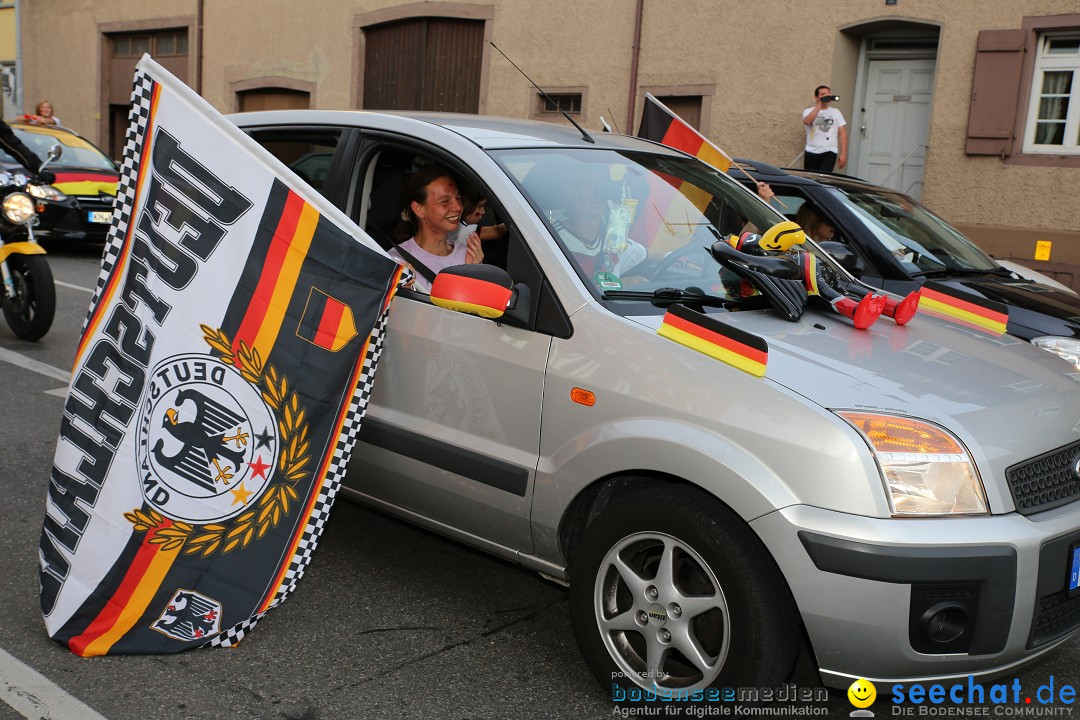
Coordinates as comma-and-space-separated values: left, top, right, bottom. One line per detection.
804, 151, 837, 172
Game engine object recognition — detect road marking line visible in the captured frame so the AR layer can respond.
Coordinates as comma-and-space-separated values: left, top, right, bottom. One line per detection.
0, 647, 108, 720
54, 280, 94, 294
0, 346, 71, 384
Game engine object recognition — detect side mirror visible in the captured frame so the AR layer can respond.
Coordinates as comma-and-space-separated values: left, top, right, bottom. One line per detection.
818, 241, 865, 277
39, 142, 62, 174
430, 264, 520, 320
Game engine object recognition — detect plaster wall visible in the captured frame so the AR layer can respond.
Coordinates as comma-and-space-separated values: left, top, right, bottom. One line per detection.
18, 0, 1080, 248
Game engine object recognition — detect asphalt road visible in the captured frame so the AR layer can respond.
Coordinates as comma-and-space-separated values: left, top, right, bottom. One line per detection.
2, 245, 1079, 720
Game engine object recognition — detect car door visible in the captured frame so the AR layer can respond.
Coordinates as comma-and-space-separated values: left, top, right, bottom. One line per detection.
332, 133, 566, 554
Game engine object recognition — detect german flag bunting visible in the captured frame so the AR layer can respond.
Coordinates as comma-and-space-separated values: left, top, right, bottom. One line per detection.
919, 281, 1008, 335
658, 304, 768, 377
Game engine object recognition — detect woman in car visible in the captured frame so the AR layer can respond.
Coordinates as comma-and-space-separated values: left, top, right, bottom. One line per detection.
795, 202, 836, 243
389, 166, 484, 293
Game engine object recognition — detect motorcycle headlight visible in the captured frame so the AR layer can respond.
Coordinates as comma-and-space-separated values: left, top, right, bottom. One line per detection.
1031, 336, 1080, 369
837, 411, 988, 516
27, 184, 66, 201
2, 192, 36, 224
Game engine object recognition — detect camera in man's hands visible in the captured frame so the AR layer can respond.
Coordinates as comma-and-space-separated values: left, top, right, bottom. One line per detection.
821, 95, 840, 102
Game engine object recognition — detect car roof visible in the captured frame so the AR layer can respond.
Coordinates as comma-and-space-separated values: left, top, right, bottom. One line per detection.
229, 109, 681, 155
11, 122, 87, 140
731, 157, 890, 194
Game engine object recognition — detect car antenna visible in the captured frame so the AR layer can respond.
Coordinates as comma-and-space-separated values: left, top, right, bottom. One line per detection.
490, 42, 595, 144
606, 109, 622, 134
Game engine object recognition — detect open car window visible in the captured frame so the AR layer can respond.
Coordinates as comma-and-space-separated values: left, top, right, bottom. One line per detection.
827, 186, 998, 274
494, 148, 784, 300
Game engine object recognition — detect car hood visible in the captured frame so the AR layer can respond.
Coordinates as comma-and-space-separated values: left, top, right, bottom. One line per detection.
629, 303, 1080, 489
925, 276, 1080, 339
0, 160, 119, 197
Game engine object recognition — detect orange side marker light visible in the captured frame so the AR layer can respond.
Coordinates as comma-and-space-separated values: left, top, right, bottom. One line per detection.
570, 387, 596, 406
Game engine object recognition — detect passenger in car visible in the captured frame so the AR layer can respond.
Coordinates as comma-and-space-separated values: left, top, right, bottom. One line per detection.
389, 166, 484, 293
451, 182, 507, 245
553, 168, 647, 280
795, 202, 836, 243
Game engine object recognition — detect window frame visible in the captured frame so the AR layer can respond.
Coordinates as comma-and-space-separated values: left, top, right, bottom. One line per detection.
1008, 13, 1080, 167
1022, 31, 1080, 155
347, 132, 572, 338
528, 86, 587, 123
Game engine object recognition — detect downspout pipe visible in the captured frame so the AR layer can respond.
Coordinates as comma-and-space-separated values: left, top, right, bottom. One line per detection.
195, 0, 204, 95
625, 0, 643, 134
14, 0, 21, 119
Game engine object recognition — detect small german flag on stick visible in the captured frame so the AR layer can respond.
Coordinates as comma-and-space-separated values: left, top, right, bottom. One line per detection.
638, 93, 732, 173
919, 281, 1008, 335
658, 304, 768, 377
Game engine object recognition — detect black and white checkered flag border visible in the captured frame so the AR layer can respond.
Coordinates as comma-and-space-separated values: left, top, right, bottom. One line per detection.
83, 70, 154, 333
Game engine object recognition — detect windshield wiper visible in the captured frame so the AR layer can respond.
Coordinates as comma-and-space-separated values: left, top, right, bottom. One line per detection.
601, 287, 762, 309
914, 267, 1001, 278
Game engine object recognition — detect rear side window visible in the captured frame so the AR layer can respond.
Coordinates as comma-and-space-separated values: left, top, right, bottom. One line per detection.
246, 129, 342, 197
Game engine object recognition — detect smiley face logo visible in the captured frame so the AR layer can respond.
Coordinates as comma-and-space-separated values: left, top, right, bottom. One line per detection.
848, 678, 877, 708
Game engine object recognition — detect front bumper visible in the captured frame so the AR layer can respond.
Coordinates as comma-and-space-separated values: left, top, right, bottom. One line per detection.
34, 195, 114, 243
750, 502, 1080, 688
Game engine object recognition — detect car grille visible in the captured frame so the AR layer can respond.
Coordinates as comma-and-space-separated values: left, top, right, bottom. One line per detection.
1030, 590, 1080, 647
1006, 440, 1080, 516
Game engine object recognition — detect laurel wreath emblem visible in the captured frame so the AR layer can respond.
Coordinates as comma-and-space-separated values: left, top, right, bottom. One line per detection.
125, 326, 311, 556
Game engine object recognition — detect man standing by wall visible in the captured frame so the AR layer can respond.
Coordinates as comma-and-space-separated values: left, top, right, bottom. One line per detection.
802, 85, 847, 173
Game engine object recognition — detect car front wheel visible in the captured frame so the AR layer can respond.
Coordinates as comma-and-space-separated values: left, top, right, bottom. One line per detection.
569, 484, 800, 696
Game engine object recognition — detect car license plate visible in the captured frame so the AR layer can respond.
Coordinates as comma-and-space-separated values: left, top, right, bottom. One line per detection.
1069, 545, 1080, 594
88, 211, 112, 224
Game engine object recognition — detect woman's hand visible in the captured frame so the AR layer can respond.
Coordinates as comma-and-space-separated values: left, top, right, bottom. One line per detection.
465, 232, 484, 264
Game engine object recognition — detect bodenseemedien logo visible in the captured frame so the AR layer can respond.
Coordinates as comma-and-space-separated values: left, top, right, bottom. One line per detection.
849, 678, 877, 717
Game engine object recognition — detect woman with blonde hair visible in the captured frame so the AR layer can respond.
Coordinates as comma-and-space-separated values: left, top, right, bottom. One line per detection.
30, 100, 60, 126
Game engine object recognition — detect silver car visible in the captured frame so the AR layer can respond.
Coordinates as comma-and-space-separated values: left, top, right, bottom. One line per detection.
233, 110, 1080, 696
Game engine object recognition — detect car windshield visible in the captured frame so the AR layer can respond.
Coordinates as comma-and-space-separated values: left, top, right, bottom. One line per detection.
0, 126, 117, 172
825, 185, 998, 274
494, 148, 788, 302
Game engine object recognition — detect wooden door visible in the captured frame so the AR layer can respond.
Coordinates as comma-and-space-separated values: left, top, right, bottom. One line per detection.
363, 18, 483, 113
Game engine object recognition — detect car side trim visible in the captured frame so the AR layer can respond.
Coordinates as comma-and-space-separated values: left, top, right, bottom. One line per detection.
357, 417, 530, 496
798, 531, 1016, 654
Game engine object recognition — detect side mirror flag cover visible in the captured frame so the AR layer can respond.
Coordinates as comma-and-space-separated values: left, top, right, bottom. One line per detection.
430, 264, 514, 319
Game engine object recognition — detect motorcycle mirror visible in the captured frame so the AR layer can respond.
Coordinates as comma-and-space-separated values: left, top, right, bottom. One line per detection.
39, 142, 62, 175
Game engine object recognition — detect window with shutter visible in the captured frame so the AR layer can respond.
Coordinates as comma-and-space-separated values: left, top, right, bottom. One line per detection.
1023, 33, 1080, 154
965, 29, 1026, 156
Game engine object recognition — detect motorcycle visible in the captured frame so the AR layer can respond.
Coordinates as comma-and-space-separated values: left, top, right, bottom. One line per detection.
0, 143, 61, 340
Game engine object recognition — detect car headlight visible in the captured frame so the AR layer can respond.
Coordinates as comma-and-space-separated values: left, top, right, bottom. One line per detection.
2, 192, 36, 224
836, 411, 988, 516
27, 184, 66, 201
1031, 336, 1080, 369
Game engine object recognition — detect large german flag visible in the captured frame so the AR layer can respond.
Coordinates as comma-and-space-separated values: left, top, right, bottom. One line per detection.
638, 93, 732, 173
919, 281, 1008, 335
43, 57, 403, 656
658, 304, 768, 377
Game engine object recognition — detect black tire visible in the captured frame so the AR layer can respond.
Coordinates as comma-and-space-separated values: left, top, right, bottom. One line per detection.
2, 253, 55, 340
569, 483, 800, 697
